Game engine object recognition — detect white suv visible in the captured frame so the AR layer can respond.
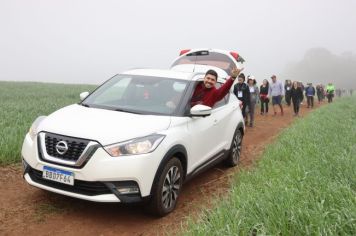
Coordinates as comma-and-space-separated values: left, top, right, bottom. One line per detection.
22, 68, 244, 216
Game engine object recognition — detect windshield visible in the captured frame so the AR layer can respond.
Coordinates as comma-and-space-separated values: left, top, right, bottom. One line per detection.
171, 51, 236, 74
82, 75, 189, 115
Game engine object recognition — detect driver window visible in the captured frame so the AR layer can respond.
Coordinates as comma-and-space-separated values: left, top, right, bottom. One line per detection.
189, 80, 229, 109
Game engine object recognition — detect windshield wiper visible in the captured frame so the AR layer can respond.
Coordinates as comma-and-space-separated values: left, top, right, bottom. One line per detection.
114, 108, 142, 114
80, 103, 90, 108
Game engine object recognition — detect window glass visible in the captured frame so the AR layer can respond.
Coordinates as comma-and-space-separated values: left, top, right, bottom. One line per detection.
83, 75, 188, 115
213, 83, 228, 108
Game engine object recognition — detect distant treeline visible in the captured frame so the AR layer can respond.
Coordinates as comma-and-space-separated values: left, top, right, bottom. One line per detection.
283, 48, 356, 89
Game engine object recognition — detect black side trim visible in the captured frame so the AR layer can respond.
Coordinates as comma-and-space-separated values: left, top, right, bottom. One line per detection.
237, 121, 244, 135
149, 145, 187, 195
185, 149, 228, 182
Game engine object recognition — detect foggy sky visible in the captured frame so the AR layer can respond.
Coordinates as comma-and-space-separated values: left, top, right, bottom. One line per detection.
1, 0, 356, 86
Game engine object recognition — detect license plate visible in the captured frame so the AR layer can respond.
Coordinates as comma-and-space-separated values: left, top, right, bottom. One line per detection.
42, 166, 74, 186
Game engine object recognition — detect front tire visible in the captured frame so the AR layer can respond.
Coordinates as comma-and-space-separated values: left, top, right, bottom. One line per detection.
147, 157, 183, 216
225, 129, 243, 167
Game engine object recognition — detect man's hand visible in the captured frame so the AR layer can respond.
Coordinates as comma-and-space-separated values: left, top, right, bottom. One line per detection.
231, 67, 244, 79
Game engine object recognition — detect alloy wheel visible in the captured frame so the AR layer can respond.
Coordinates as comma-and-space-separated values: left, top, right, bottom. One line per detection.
232, 131, 242, 163
162, 166, 181, 209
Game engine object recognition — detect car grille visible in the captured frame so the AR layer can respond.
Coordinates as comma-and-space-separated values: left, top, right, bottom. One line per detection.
44, 133, 90, 161
28, 167, 112, 196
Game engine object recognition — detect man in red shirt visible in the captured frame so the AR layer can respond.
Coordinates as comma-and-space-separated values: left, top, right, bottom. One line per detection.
191, 67, 242, 107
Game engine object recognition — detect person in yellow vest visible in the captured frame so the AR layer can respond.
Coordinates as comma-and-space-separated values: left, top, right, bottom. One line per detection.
326, 83, 335, 103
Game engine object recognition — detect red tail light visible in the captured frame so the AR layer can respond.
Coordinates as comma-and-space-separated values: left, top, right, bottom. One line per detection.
230, 52, 239, 60
230, 51, 239, 60
179, 49, 191, 56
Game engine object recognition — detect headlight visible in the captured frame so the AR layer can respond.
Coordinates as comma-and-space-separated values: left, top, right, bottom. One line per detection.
28, 116, 46, 140
104, 134, 165, 157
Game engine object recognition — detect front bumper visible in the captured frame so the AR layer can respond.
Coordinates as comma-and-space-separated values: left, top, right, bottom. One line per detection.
21, 133, 164, 202
23, 162, 144, 203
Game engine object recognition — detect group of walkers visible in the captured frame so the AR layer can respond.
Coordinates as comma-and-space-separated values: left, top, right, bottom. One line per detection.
335, 88, 353, 98
233, 74, 286, 127
231, 73, 348, 127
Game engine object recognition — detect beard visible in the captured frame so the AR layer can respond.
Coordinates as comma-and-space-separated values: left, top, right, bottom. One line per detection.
204, 82, 213, 88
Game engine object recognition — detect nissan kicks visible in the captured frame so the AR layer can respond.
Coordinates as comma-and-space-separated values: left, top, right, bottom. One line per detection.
22, 66, 245, 216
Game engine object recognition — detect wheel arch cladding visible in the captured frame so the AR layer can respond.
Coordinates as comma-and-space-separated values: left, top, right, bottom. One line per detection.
150, 144, 187, 195
238, 121, 244, 136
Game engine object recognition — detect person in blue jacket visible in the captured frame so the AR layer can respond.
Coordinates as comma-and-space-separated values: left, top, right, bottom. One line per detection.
305, 83, 316, 108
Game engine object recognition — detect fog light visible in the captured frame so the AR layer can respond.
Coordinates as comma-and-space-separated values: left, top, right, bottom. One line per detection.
116, 186, 140, 194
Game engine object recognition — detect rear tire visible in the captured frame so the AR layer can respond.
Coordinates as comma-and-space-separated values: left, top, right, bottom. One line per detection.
225, 129, 243, 167
147, 157, 183, 217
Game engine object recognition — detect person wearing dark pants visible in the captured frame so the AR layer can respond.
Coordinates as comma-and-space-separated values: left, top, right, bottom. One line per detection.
305, 83, 316, 108
284, 80, 292, 106
233, 73, 250, 123
326, 83, 335, 103
316, 84, 324, 104
246, 77, 260, 127
260, 79, 269, 115
291, 81, 303, 116
298, 82, 305, 105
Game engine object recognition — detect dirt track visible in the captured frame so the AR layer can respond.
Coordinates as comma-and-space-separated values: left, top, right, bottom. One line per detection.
0, 103, 320, 236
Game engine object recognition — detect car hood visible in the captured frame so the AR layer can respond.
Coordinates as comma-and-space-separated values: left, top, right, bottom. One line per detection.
38, 104, 171, 146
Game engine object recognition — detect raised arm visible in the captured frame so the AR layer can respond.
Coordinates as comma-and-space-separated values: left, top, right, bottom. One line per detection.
214, 67, 243, 101
214, 77, 234, 101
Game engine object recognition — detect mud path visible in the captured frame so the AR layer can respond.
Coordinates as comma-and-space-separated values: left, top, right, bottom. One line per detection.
0, 103, 321, 236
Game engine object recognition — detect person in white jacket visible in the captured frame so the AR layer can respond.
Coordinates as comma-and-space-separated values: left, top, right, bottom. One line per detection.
246, 76, 260, 127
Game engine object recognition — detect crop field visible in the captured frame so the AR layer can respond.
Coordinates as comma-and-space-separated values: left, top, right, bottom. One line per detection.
0, 81, 96, 165
185, 96, 356, 235
0, 81, 355, 235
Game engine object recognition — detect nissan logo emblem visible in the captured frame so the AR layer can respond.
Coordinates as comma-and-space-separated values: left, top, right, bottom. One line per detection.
56, 141, 68, 155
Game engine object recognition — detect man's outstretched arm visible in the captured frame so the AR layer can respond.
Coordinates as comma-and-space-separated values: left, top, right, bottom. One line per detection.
214, 67, 243, 101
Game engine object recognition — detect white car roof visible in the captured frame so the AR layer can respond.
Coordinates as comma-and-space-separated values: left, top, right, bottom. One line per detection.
185, 48, 232, 54
122, 68, 208, 81
171, 64, 228, 78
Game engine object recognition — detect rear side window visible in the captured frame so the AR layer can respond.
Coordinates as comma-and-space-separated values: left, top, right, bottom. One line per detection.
213, 83, 229, 109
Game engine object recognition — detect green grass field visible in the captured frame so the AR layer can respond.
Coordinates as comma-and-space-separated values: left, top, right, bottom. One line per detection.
1, 82, 355, 234
184, 96, 356, 235
0, 81, 96, 165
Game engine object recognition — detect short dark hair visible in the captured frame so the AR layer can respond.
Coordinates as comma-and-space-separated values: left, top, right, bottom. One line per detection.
238, 73, 245, 81
205, 69, 218, 80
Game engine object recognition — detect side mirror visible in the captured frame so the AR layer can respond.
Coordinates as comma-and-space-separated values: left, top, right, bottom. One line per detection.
190, 105, 212, 117
80, 91, 89, 101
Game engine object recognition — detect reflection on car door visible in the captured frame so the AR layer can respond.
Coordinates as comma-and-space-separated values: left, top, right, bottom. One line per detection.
187, 82, 232, 173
